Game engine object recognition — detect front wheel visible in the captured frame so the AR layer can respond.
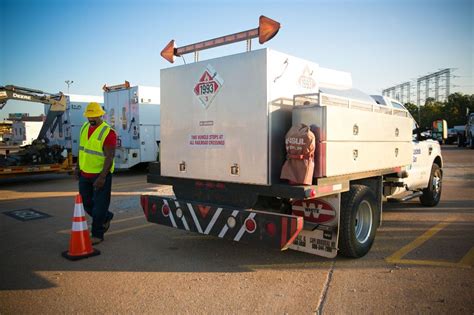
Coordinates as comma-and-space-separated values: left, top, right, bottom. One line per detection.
419, 163, 442, 207
338, 185, 379, 258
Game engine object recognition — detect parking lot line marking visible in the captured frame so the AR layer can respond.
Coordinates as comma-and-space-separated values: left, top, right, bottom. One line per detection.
113, 182, 150, 190
106, 223, 154, 235
459, 247, 474, 267
389, 259, 470, 269
386, 219, 453, 262
57, 215, 146, 234
112, 215, 145, 224
385, 216, 473, 268
58, 223, 153, 235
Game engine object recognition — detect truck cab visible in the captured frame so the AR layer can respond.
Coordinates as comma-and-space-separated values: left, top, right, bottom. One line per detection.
371, 95, 443, 206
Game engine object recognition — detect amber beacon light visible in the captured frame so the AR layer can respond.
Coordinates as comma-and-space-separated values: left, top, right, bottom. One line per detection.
160, 15, 281, 63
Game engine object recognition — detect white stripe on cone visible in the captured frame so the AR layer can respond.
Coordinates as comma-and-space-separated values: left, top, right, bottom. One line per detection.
73, 202, 86, 218
72, 221, 88, 232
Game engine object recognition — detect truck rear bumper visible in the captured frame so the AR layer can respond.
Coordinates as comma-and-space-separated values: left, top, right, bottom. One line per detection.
140, 194, 303, 250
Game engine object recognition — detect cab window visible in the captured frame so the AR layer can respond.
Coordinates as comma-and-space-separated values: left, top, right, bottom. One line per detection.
391, 101, 405, 110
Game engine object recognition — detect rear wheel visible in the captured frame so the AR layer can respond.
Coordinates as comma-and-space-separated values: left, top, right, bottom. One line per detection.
419, 163, 442, 207
338, 185, 379, 258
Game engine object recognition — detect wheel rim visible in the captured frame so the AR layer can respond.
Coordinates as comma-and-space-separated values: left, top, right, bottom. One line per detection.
355, 200, 373, 244
432, 172, 441, 195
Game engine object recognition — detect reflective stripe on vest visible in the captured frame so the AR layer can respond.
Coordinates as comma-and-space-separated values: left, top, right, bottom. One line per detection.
79, 122, 115, 174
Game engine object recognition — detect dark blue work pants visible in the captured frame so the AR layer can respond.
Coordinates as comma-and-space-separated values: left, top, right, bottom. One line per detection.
78, 173, 113, 239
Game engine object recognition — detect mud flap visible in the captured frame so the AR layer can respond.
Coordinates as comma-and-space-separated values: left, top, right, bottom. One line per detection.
288, 194, 340, 258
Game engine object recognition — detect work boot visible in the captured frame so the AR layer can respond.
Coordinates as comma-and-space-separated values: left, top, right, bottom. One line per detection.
91, 236, 103, 245
104, 213, 114, 233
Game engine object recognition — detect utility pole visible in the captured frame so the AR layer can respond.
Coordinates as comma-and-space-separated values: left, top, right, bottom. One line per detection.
65, 80, 74, 93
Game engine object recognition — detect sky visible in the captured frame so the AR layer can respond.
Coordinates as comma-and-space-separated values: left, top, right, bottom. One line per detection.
0, 0, 473, 119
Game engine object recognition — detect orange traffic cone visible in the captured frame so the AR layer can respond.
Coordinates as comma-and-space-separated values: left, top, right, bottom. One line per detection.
62, 194, 100, 260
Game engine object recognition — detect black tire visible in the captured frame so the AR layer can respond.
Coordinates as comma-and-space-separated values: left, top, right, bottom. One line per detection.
338, 185, 379, 258
419, 164, 442, 207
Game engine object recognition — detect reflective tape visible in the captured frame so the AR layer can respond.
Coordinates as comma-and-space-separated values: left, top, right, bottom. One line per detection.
204, 207, 222, 235
78, 146, 105, 157
73, 203, 86, 217
187, 203, 203, 234
72, 221, 88, 232
97, 126, 109, 141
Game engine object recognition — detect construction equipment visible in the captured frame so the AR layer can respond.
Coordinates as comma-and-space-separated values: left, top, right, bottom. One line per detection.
45, 94, 104, 158
0, 85, 74, 178
0, 85, 67, 141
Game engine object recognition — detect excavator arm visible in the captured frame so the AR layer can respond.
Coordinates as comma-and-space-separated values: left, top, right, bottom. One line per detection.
0, 85, 67, 140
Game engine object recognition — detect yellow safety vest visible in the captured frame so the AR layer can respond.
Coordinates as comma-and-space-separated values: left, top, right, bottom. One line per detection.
79, 121, 115, 174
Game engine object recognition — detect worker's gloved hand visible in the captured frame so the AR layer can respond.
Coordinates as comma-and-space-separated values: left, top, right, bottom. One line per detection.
74, 168, 80, 181
93, 175, 106, 190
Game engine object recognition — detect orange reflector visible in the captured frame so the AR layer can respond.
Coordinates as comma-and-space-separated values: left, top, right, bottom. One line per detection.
258, 15, 280, 44
161, 40, 176, 63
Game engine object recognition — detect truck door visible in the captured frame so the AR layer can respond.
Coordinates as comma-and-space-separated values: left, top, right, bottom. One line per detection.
406, 127, 431, 190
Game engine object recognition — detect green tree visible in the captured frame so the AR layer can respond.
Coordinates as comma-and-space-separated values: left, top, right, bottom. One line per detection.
404, 93, 474, 129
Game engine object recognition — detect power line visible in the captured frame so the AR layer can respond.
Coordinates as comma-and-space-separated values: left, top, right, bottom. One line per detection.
382, 68, 454, 105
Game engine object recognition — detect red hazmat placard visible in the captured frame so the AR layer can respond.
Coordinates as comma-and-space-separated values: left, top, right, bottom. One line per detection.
194, 65, 224, 109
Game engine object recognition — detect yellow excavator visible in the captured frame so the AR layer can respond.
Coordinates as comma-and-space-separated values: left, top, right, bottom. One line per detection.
0, 85, 74, 178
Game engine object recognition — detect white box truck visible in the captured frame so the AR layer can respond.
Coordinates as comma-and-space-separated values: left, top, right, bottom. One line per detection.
45, 94, 103, 157
141, 21, 443, 259
103, 82, 160, 169
11, 119, 43, 146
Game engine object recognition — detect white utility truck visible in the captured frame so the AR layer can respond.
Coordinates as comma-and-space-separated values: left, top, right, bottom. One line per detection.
103, 82, 160, 169
141, 17, 443, 258
45, 94, 103, 157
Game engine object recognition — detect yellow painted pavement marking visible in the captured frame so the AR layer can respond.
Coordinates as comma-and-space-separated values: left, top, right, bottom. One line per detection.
57, 215, 146, 234
106, 223, 154, 235
386, 216, 472, 268
459, 247, 474, 267
386, 220, 453, 262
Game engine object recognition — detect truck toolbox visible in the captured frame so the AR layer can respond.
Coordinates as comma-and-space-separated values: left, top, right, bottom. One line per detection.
293, 90, 413, 177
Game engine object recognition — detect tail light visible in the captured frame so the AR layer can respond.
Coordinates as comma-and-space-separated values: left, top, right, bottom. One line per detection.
265, 222, 276, 237
245, 218, 257, 233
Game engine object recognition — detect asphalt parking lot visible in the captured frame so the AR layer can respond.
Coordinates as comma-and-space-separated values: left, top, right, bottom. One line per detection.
0, 146, 473, 314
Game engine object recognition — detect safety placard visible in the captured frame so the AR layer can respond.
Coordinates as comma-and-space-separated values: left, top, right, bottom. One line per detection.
194, 64, 224, 109
298, 65, 316, 90
189, 134, 225, 148
291, 198, 337, 225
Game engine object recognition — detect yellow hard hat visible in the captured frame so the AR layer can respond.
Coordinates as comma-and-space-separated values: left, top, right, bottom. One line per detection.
84, 102, 106, 118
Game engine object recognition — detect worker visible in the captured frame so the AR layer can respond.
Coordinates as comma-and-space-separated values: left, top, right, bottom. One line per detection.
74, 102, 116, 245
